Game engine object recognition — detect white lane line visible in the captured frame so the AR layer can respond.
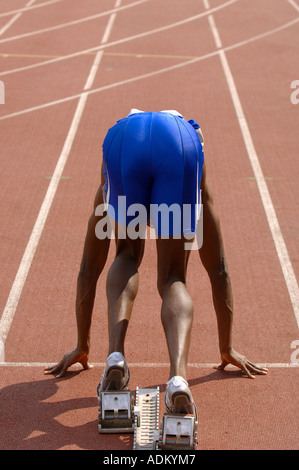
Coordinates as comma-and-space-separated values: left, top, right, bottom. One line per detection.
0, 0, 149, 45
0, 16, 298, 122
0, 341, 4, 362
0, 55, 205, 120
204, 1, 299, 328
0, 0, 65, 19
83, 0, 120, 90
219, 49, 299, 328
101, 12, 117, 45
0, 0, 121, 352
208, 14, 222, 48
0, 0, 239, 77
0, 362, 298, 368
0, 0, 36, 36
83, 51, 104, 91
202, 0, 210, 9
287, 0, 299, 12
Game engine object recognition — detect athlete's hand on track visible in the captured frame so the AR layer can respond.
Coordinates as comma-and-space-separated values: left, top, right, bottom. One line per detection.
214, 348, 268, 379
44, 348, 93, 378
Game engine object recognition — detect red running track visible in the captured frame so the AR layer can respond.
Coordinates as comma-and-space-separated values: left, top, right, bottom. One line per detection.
0, 0, 298, 450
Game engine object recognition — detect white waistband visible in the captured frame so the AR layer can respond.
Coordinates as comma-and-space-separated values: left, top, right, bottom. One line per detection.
128, 108, 183, 117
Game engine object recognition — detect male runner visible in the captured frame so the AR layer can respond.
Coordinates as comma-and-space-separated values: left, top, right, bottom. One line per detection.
45, 109, 268, 415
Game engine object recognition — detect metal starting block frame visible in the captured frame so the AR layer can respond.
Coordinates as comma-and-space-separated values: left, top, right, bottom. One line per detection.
98, 387, 198, 450
159, 413, 198, 450
98, 390, 135, 433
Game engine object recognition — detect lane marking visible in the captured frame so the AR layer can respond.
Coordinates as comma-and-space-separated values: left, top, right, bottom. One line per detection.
0, 341, 4, 362
0, 0, 121, 349
0, 0, 240, 77
219, 49, 299, 328
0, 56, 205, 120
0, 362, 298, 368
0, 0, 36, 36
101, 12, 117, 45
287, 0, 299, 12
0, 50, 198, 60
204, 0, 299, 328
44, 175, 70, 180
0, 16, 298, 122
0, 0, 149, 45
208, 14, 222, 48
0, 0, 64, 19
1, 1, 298, 352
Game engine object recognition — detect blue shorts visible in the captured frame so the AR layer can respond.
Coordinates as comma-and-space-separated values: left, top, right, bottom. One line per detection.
102, 111, 204, 236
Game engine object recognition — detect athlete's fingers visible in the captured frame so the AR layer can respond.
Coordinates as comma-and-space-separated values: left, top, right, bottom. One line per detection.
247, 361, 268, 374
55, 364, 68, 378
44, 361, 63, 375
241, 364, 256, 379
241, 362, 268, 376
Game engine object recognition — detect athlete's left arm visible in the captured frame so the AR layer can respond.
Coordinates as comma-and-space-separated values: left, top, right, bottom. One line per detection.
198, 162, 268, 379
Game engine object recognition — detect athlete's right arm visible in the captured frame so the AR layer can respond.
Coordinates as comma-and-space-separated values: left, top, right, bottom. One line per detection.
75, 182, 111, 354
45, 166, 111, 377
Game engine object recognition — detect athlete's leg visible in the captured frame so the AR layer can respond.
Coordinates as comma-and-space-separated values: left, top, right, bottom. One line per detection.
102, 114, 151, 357
106, 225, 145, 356
156, 237, 194, 380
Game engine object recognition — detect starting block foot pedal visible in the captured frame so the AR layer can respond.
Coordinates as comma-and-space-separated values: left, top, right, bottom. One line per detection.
159, 413, 198, 450
98, 390, 135, 433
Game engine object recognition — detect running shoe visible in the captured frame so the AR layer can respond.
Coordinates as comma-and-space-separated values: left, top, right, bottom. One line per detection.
165, 376, 196, 415
97, 352, 130, 395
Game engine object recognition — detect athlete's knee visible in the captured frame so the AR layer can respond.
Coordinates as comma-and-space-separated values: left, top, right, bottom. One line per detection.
156, 237, 190, 298
157, 276, 188, 300
157, 276, 173, 298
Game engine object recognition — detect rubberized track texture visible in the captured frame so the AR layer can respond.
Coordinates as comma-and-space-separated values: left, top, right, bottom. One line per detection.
0, 0, 298, 451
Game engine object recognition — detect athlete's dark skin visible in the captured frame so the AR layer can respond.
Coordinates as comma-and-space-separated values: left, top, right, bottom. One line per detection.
45, 160, 268, 380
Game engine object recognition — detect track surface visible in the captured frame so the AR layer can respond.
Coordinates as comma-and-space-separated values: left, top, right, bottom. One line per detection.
0, 0, 298, 450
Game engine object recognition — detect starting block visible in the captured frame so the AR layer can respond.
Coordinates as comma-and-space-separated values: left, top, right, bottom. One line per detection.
98, 387, 198, 450
98, 390, 135, 433
159, 413, 198, 450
